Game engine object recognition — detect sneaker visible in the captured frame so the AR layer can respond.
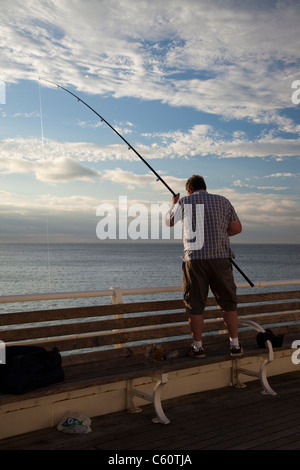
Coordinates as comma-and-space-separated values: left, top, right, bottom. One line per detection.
230, 343, 243, 357
188, 346, 206, 358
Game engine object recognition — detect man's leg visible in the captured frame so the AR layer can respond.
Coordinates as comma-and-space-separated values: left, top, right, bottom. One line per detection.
188, 314, 204, 342
188, 313, 205, 357
223, 310, 242, 355
223, 310, 238, 340
209, 259, 242, 354
182, 260, 207, 357
182, 260, 208, 341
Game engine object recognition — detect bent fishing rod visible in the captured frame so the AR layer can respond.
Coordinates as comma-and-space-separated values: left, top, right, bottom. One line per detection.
39, 78, 176, 197
39, 78, 254, 287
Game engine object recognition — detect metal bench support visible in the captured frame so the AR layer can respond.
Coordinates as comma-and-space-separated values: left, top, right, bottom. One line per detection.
233, 320, 277, 396
126, 373, 170, 424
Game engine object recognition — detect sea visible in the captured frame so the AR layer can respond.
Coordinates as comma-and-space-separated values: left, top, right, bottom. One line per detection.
0, 242, 299, 313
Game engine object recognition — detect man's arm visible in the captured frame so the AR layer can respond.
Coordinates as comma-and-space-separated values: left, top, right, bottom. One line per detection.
227, 219, 242, 236
165, 193, 180, 227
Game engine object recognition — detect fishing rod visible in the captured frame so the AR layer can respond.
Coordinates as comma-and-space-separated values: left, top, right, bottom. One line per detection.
231, 260, 254, 287
39, 78, 176, 197
39, 78, 254, 287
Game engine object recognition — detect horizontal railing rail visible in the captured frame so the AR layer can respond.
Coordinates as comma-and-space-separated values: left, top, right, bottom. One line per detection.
0, 279, 299, 305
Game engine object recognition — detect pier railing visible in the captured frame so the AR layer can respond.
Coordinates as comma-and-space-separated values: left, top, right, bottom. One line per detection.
0, 279, 300, 306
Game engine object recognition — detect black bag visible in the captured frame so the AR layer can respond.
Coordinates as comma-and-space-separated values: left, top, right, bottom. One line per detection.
0, 345, 65, 394
256, 328, 284, 349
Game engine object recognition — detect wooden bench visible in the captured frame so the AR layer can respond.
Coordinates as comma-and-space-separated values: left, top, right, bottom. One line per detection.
0, 288, 299, 432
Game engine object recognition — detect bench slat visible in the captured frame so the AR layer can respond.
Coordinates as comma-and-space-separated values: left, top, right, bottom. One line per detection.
0, 299, 186, 326
1, 311, 189, 342
2, 301, 299, 344
1, 290, 299, 363
237, 291, 300, 303
237, 301, 300, 316
1, 290, 299, 327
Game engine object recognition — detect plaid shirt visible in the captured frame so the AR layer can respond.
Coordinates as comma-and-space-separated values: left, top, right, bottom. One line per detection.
170, 190, 239, 261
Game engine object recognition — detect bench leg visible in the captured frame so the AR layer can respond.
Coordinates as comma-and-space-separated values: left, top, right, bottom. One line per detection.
232, 358, 277, 396
126, 373, 170, 424
126, 380, 143, 414
259, 359, 277, 396
235, 321, 277, 396
231, 361, 247, 389
151, 376, 170, 424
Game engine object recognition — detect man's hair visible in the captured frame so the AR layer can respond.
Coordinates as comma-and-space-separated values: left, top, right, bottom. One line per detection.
185, 175, 207, 191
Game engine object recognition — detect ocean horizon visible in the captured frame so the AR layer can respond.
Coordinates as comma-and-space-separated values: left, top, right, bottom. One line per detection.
0, 242, 299, 313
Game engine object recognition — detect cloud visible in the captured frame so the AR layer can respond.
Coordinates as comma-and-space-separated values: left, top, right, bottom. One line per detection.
212, 187, 300, 234
0, 137, 141, 164
101, 167, 185, 193
0, 189, 101, 243
263, 172, 300, 178
0, 189, 99, 214
142, 125, 300, 160
233, 179, 289, 191
1, 180, 299, 243
38, 194, 100, 212
102, 168, 151, 189
1, 122, 300, 188
0, 150, 101, 183
1, 0, 299, 125
35, 157, 101, 183
0, 1, 299, 244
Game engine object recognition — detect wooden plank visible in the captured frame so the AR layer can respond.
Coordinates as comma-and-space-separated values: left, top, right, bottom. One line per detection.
1, 301, 299, 343
3, 314, 229, 349
236, 290, 300, 303
1, 371, 300, 450
61, 335, 230, 368
0, 290, 299, 328
3, 322, 189, 351
237, 301, 300, 316
263, 323, 300, 336
237, 289, 300, 303
0, 310, 188, 342
0, 299, 186, 326
1, 290, 298, 330
239, 311, 300, 326
4, 306, 299, 352
1, 289, 299, 376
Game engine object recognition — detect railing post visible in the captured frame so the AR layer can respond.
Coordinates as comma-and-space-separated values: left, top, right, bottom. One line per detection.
0, 341, 5, 365
110, 286, 123, 304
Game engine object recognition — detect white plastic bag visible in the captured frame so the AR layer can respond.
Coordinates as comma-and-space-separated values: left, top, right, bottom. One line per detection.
57, 413, 92, 434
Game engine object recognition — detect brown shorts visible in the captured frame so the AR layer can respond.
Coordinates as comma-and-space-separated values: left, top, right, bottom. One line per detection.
182, 258, 237, 315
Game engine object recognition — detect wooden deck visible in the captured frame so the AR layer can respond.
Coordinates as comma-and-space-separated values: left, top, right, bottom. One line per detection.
0, 371, 299, 451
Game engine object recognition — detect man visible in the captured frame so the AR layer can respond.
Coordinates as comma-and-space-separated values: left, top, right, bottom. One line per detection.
165, 175, 243, 357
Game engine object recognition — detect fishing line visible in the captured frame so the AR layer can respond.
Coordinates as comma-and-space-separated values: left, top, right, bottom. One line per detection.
38, 78, 254, 287
38, 80, 52, 296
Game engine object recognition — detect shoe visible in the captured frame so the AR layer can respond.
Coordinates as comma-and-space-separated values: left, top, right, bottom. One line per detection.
230, 343, 243, 357
188, 346, 206, 358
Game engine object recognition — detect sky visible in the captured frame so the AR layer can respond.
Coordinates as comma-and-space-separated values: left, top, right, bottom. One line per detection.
0, 0, 299, 244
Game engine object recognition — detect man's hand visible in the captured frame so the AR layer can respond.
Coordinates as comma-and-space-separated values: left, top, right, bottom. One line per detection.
165, 193, 180, 227
227, 220, 242, 236
172, 193, 180, 204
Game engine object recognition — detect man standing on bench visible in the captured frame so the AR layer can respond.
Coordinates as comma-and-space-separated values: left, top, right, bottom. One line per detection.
165, 175, 243, 358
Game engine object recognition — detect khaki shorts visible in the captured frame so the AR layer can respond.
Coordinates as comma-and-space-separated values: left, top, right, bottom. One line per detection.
182, 258, 237, 315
